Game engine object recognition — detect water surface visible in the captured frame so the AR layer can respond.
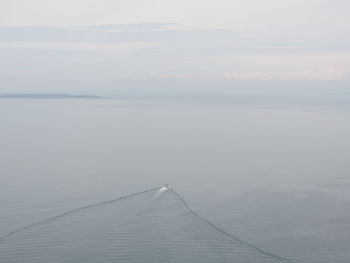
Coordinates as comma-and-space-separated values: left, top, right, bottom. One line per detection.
0, 99, 349, 262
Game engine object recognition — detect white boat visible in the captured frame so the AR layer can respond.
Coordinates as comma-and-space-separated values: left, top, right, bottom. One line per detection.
160, 184, 172, 191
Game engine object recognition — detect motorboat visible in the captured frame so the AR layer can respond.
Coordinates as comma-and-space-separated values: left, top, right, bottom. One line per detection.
160, 184, 172, 191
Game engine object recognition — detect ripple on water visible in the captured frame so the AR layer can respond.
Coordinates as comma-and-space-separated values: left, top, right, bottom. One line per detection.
0, 189, 295, 263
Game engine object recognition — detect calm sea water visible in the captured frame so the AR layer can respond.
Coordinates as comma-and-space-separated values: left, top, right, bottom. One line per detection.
0, 98, 349, 262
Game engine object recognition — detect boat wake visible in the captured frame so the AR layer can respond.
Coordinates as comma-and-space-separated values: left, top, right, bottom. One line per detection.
0, 186, 302, 263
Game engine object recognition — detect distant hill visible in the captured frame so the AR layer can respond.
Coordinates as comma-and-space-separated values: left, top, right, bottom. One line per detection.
0, 94, 105, 99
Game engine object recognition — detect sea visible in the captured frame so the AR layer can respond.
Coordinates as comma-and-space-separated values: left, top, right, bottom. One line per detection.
0, 97, 349, 262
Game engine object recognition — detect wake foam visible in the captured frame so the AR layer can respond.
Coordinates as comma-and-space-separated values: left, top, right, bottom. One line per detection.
0, 187, 301, 263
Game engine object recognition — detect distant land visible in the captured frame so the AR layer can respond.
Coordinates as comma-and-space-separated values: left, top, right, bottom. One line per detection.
0, 94, 105, 99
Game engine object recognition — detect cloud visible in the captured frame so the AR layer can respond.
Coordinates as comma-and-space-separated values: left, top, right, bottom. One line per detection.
274, 67, 350, 80
149, 67, 350, 80
73, 23, 180, 32
0, 41, 161, 52
1, 0, 349, 35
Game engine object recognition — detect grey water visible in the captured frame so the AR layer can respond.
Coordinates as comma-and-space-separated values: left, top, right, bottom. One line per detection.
0, 98, 349, 262
0, 188, 297, 263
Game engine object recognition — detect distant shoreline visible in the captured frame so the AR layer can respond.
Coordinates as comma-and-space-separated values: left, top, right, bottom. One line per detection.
0, 94, 106, 99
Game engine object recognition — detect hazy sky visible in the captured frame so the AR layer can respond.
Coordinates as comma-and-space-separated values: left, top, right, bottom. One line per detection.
0, 0, 349, 94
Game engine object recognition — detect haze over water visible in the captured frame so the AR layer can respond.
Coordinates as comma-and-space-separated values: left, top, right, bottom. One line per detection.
1, 0, 350, 261
0, 98, 349, 262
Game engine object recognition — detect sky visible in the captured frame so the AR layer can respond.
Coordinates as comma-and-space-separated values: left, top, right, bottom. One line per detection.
0, 0, 349, 96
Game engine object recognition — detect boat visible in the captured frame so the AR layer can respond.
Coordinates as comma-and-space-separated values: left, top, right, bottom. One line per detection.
160, 184, 172, 191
